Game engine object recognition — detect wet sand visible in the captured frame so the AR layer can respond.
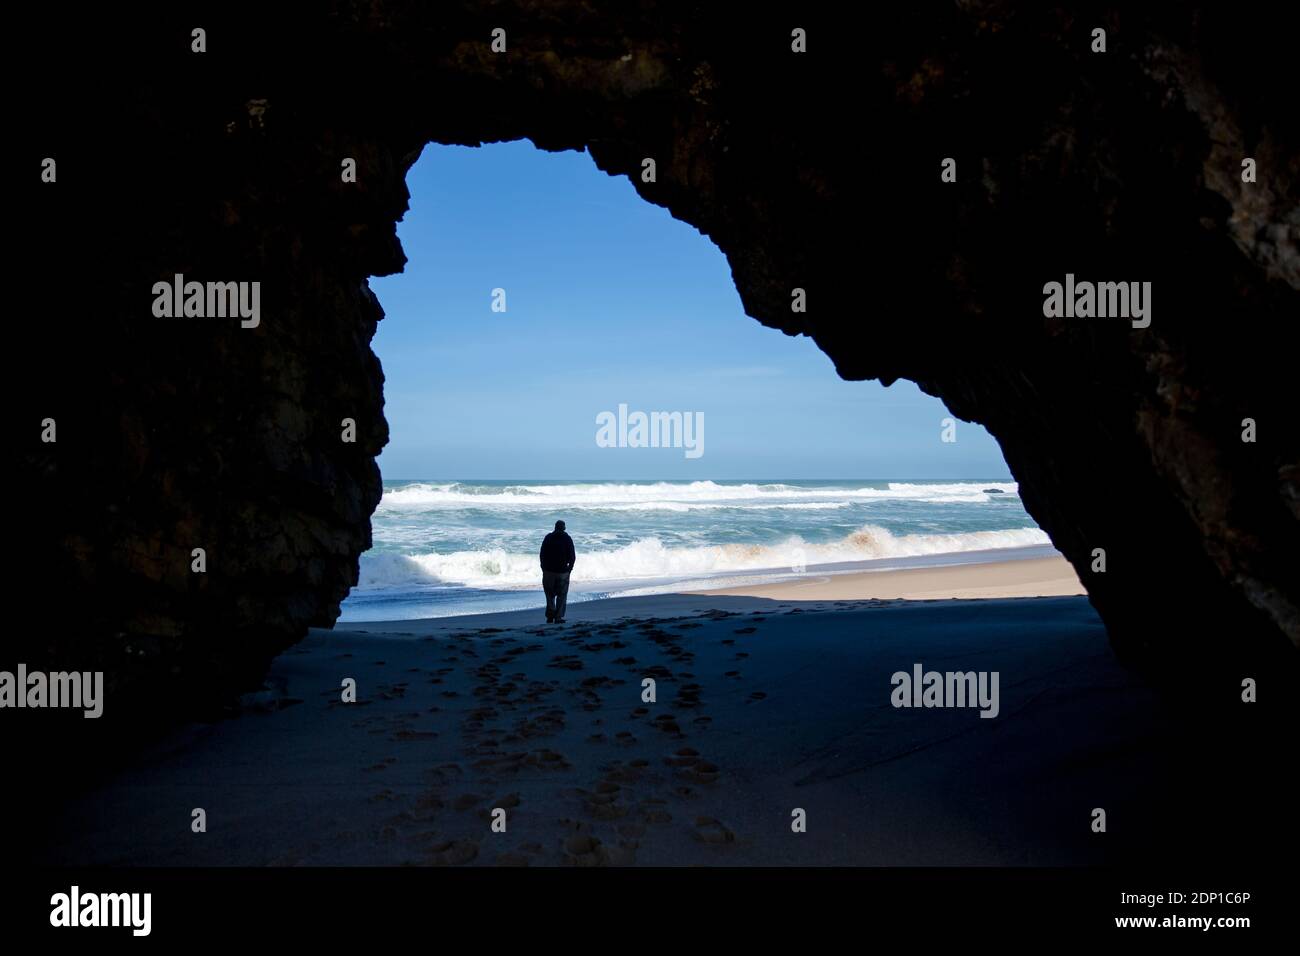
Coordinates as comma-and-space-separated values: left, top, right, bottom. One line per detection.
45, 569, 1228, 866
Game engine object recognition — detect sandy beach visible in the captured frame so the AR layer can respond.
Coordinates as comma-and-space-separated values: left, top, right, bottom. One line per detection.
696, 553, 1085, 601
38, 555, 1280, 868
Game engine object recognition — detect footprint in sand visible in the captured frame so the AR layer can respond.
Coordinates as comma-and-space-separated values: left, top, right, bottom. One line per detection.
672, 684, 702, 707
426, 764, 462, 785
584, 782, 629, 820
677, 760, 720, 785
427, 840, 479, 865
640, 799, 672, 825
693, 817, 737, 844
524, 748, 572, 770
495, 852, 532, 866
601, 761, 643, 784
561, 835, 635, 867
650, 715, 683, 736
664, 747, 701, 767
414, 793, 444, 812
562, 834, 600, 856
471, 753, 522, 773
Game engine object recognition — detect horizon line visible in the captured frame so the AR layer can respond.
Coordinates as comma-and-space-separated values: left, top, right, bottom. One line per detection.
377, 476, 1018, 482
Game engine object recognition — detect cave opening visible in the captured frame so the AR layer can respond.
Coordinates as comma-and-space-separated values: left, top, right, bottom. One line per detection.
13, 4, 1297, 878
342, 139, 1047, 623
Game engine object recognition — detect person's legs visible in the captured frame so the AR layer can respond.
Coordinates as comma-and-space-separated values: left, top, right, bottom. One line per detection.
542, 571, 557, 622
554, 572, 570, 622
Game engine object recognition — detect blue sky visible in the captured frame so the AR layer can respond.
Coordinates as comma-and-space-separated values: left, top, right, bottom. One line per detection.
370, 141, 1011, 480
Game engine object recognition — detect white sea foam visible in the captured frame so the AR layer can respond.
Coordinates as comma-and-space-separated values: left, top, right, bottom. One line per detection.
356, 524, 1050, 591
377, 480, 1019, 511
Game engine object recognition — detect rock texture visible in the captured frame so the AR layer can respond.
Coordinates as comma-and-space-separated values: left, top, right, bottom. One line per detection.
13, 2, 1298, 714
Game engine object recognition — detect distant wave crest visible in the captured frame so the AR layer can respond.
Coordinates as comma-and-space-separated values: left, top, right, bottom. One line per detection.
377, 480, 1020, 511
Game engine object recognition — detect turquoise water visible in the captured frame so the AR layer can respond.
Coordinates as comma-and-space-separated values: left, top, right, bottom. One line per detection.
339, 479, 1050, 621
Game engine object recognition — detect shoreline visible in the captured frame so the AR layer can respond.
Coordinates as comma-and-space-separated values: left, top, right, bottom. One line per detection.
344, 549, 1084, 627
692, 554, 1084, 602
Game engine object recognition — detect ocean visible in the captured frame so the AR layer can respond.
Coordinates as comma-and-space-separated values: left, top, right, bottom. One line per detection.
338, 479, 1055, 621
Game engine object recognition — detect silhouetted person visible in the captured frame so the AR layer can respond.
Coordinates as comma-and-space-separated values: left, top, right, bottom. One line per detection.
539, 519, 576, 624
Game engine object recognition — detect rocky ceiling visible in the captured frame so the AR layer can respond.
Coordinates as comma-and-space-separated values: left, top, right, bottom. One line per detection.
13, 1, 1298, 720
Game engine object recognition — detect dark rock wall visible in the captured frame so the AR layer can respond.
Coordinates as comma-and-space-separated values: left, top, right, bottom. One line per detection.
13, 2, 1297, 713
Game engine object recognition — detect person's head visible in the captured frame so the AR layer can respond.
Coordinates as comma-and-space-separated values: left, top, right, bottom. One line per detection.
555, 520, 566, 532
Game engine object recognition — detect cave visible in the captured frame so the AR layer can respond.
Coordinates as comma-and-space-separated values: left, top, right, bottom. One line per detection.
13, 1, 1298, 744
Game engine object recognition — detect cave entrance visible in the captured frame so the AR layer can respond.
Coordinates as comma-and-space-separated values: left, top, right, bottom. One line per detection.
342, 140, 1038, 622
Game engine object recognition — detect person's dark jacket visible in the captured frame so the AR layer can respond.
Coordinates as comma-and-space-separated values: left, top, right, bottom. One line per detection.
540, 531, 576, 573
